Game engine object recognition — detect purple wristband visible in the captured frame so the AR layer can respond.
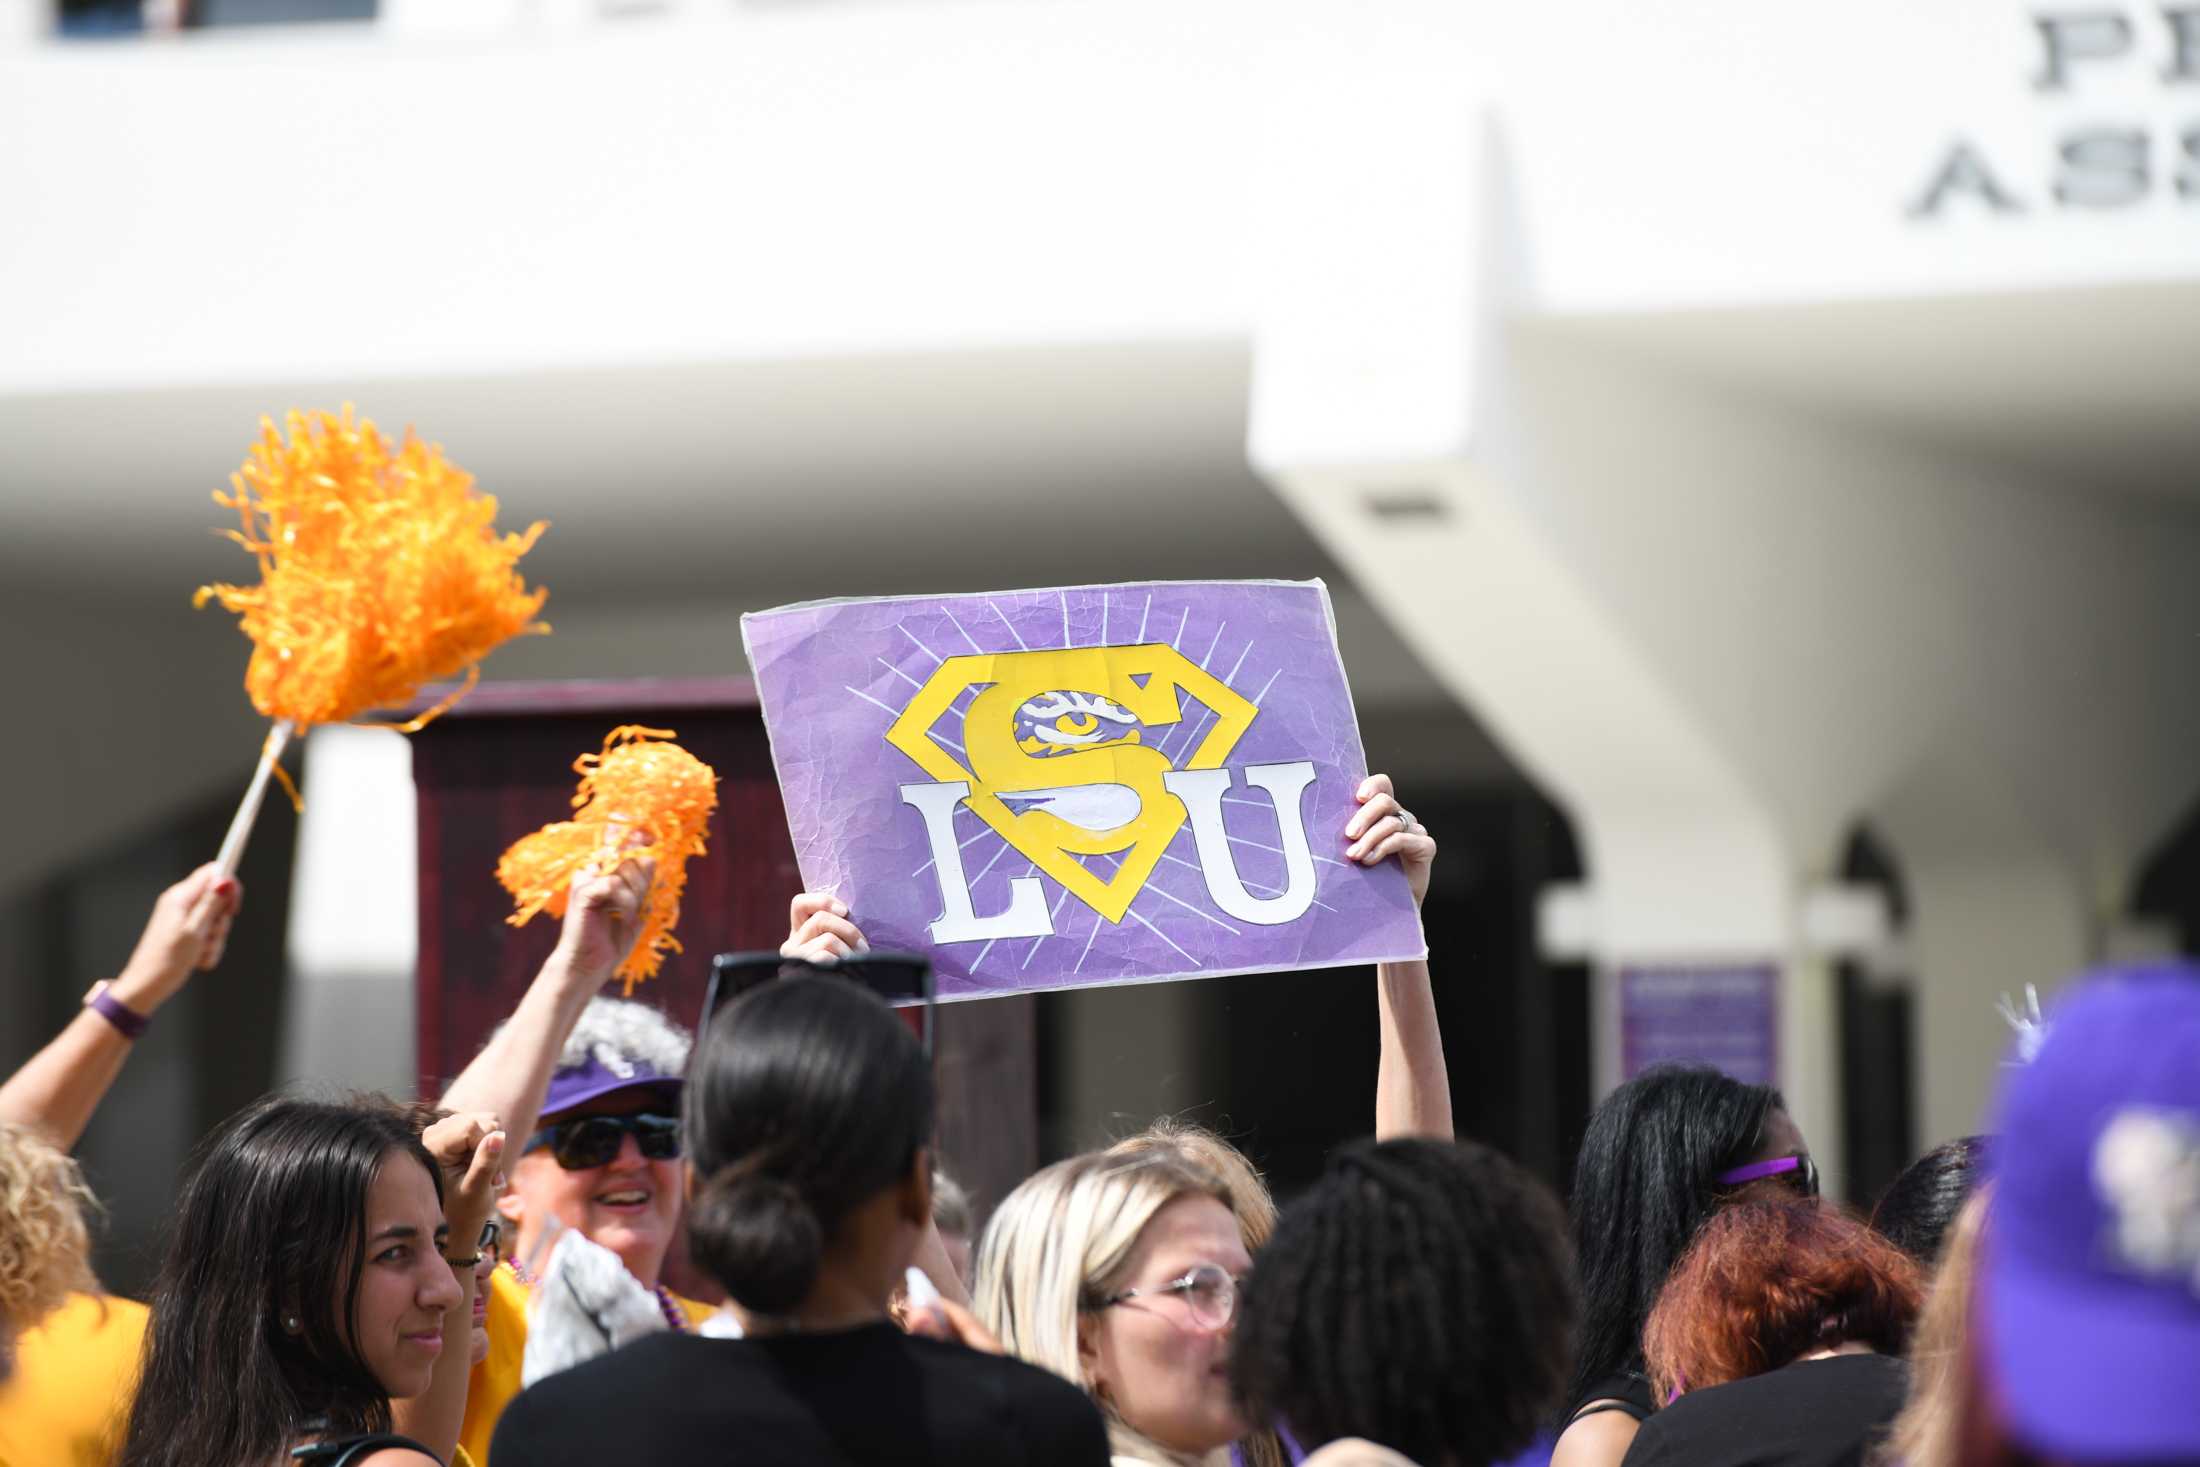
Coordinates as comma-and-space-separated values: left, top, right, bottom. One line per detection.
87, 985, 150, 1041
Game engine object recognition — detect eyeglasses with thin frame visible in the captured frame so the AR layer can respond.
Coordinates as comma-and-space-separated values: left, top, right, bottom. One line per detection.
1712, 1153, 1820, 1198
1089, 1262, 1243, 1332
519, 1111, 682, 1171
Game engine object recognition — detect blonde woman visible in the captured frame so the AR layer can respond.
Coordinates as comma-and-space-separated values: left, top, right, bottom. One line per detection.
0, 866, 239, 1467
0, 1121, 114, 1464
1103, 1122, 1287, 1467
0, 1122, 96, 1379
974, 1149, 1252, 1467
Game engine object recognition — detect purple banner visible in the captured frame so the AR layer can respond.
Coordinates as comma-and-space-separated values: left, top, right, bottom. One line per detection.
1620, 964, 1779, 1086
742, 580, 1426, 1001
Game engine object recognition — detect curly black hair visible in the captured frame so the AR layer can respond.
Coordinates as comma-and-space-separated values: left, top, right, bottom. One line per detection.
1230, 1138, 1578, 1467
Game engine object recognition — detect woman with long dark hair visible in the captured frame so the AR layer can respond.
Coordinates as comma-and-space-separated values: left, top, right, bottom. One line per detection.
1552, 1064, 1810, 1467
119, 1096, 503, 1467
490, 974, 1109, 1464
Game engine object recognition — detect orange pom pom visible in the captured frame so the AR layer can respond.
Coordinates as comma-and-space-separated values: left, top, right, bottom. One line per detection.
496, 726, 720, 992
194, 406, 548, 729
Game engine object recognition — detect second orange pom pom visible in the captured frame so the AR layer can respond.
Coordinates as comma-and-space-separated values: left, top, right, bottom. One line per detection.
496, 726, 720, 992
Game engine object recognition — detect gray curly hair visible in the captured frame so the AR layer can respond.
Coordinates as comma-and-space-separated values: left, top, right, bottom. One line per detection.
557, 997, 693, 1079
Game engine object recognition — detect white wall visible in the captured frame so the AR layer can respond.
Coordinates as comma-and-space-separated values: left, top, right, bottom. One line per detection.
1257, 313, 2200, 1157
6, 0, 2198, 403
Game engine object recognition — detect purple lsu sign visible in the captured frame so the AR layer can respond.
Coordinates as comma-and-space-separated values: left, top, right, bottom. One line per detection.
742, 580, 1426, 1000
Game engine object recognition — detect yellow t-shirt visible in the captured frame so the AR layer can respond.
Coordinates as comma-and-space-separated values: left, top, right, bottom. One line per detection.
458, 1265, 713, 1466
0, 1291, 148, 1467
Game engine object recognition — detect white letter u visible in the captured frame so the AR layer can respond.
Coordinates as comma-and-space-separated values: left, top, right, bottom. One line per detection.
1160, 761, 1319, 926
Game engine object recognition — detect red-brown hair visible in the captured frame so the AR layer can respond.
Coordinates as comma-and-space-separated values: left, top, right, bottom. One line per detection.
1644, 1199, 1923, 1401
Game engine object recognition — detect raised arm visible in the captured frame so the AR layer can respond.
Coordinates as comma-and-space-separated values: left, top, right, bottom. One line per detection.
1346, 774, 1451, 1142
439, 853, 653, 1152
0, 864, 240, 1149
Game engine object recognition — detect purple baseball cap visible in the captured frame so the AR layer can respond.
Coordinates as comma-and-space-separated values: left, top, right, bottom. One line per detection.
1982, 962, 2200, 1463
532, 996, 692, 1121
539, 1053, 682, 1120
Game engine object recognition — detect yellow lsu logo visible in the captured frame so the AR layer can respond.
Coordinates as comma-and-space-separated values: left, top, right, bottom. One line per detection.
887, 644, 1319, 942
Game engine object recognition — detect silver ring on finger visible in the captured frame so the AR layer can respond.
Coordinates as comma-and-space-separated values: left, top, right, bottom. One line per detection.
1395, 808, 1415, 830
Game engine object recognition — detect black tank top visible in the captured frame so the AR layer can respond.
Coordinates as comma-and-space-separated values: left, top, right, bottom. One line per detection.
1566, 1370, 1655, 1425
289, 1432, 445, 1467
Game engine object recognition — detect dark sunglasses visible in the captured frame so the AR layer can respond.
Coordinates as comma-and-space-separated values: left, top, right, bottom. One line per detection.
704, 950, 936, 1055
520, 1111, 682, 1171
1713, 1153, 1820, 1198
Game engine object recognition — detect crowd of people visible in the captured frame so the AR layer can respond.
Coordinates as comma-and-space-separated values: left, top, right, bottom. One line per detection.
1, 774, 2197, 1467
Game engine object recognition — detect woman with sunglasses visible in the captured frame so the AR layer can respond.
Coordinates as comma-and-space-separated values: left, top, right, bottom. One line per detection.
432, 845, 715, 1462
118, 1096, 503, 1467
974, 1148, 1255, 1466
454, 994, 715, 1462
1553, 1064, 1813, 1467
491, 974, 1110, 1464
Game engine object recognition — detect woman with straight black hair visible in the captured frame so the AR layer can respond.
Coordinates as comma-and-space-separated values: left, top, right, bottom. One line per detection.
119, 1094, 503, 1467
490, 974, 1110, 1465
1551, 1064, 1811, 1467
